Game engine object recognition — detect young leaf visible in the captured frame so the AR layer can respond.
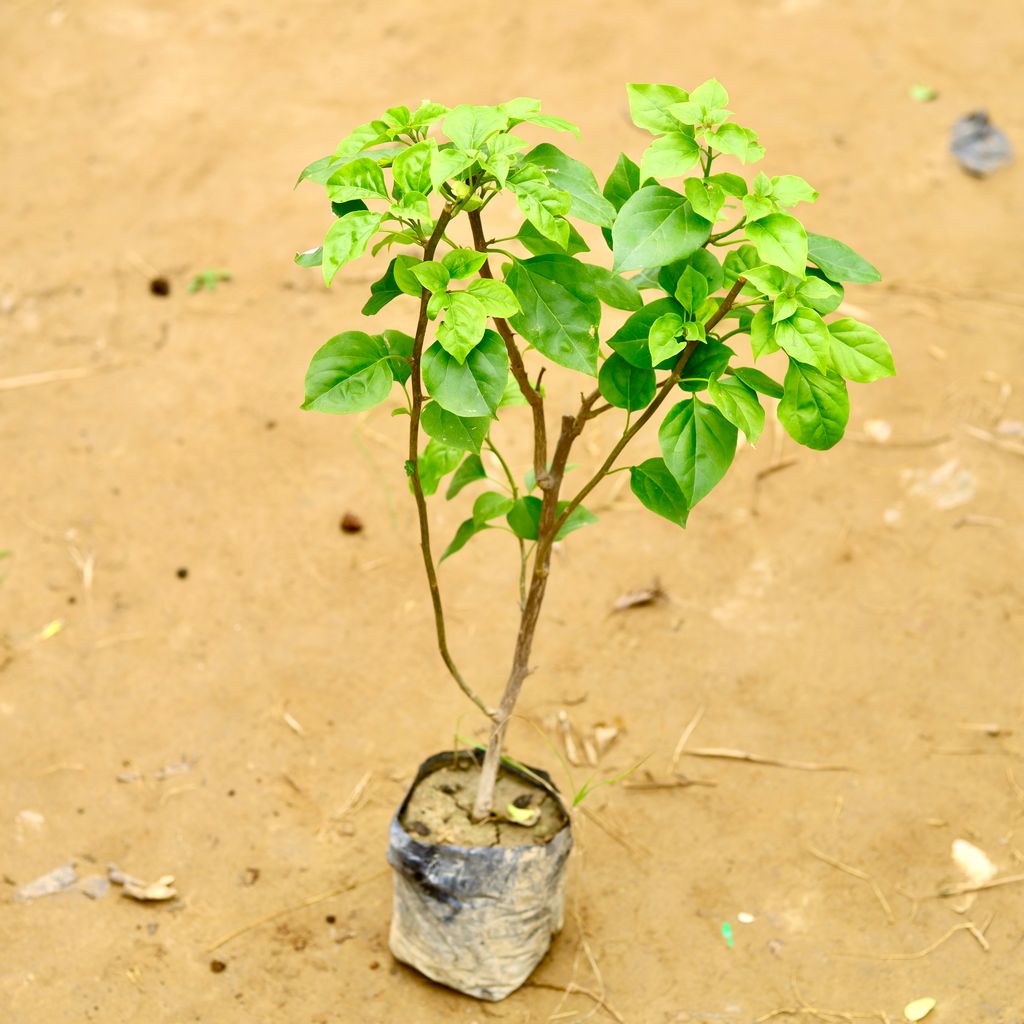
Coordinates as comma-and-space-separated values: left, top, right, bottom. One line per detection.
707, 123, 765, 162
742, 264, 789, 298
648, 312, 685, 364
797, 274, 844, 315
584, 265, 643, 311
446, 454, 487, 499
629, 458, 689, 527
392, 141, 433, 195
778, 360, 849, 450
639, 132, 701, 181
509, 177, 572, 248
598, 353, 657, 410
772, 294, 799, 323
674, 265, 709, 314
361, 258, 402, 314
437, 292, 487, 363
732, 365, 783, 398
708, 373, 765, 443
750, 308, 779, 359
602, 153, 641, 247
506, 255, 601, 375
626, 83, 690, 134
421, 401, 491, 453
708, 172, 747, 197
773, 307, 831, 371
827, 318, 896, 382
422, 330, 509, 417
745, 213, 808, 277
472, 491, 515, 524
322, 211, 383, 286
659, 397, 738, 505
295, 246, 323, 268
326, 158, 389, 203
418, 438, 463, 496
411, 260, 451, 293
612, 185, 712, 273
429, 145, 476, 192
409, 100, 449, 128
523, 144, 616, 227
303, 331, 393, 413
442, 249, 488, 280
443, 104, 508, 150
607, 297, 687, 368
499, 97, 581, 137
460, 278, 517, 318
806, 232, 881, 284
684, 178, 727, 222
771, 175, 818, 207
393, 254, 424, 296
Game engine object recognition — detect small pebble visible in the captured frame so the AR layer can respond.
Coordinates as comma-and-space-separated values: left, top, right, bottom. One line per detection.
209, 959, 227, 974
149, 277, 171, 297
176, 567, 189, 579
340, 512, 364, 534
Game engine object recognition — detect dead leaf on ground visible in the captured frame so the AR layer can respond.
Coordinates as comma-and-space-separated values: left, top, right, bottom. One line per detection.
611, 580, 666, 612
109, 863, 178, 902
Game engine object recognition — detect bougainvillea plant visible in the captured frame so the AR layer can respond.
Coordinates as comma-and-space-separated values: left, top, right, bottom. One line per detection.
296, 81, 894, 822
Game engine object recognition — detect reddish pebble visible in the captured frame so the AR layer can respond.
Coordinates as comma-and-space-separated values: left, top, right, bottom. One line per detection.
340, 512, 364, 534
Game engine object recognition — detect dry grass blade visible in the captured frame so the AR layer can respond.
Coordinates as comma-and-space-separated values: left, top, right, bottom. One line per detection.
838, 914, 992, 960
937, 872, 1024, 897
0, 367, 99, 391
806, 845, 895, 924
669, 704, 705, 773
756, 978, 893, 1023
683, 747, 853, 772
206, 869, 388, 952
530, 981, 625, 1024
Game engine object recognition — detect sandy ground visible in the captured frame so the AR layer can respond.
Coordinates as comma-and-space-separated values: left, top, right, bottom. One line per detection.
2, 1, 1024, 1021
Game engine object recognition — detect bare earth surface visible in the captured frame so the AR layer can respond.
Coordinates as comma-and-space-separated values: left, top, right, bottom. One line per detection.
2, 1, 1024, 1022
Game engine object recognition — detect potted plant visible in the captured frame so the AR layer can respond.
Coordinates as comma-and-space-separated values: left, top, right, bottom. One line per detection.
295, 81, 893, 1000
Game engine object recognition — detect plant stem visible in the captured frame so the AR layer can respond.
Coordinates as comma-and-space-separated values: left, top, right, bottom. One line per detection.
486, 438, 528, 609
467, 209, 551, 489
407, 206, 493, 720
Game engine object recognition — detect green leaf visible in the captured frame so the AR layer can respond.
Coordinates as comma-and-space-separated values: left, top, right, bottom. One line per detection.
443, 105, 508, 150
778, 360, 849, 450
723, 244, 761, 285
707, 172, 747, 198
626, 83, 690, 134
382, 330, 413, 385
508, 170, 572, 247
472, 491, 515, 524
827, 318, 896, 382
661, 249, 724, 296
732, 365, 783, 398
585, 265, 643, 311
429, 145, 476, 192
771, 175, 818, 207
523, 144, 616, 227
295, 246, 322, 268
422, 330, 509, 416
607, 297, 687, 368
516, 218, 589, 256
411, 260, 451, 293
418, 438, 463, 496
393, 254, 424, 296
773, 294, 799, 323
806, 232, 881, 284
659, 397, 738, 505
690, 78, 729, 112
334, 121, 390, 158
499, 98, 581, 137
322, 211, 383, 286
629, 458, 689, 527
598, 353, 657, 410
639, 132, 701, 181
603, 153, 641, 211
773, 307, 831, 371
442, 249, 488, 280
326, 158, 388, 203
708, 373, 764, 443
446, 454, 487, 499
506, 255, 600, 375
303, 331, 393, 413
798, 273, 844, 315
463, 278, 519, 318
331, 198, 370, 218
678, 341, 734, 391
410, 100, 449, 128
708, 123, 765, 162
750, 308, 779, 359
437, 292, 487, 363
392, 141, 433, 195
684, 178, 727, 223
506, 496, 597, 540
745, 213, 808, 277
674, 265, 709, 315
612, 185, 712, 273
498, 372, 528, 408
362, 258, 402, 315
648, 312, 685, 364
421, 402, 491, 453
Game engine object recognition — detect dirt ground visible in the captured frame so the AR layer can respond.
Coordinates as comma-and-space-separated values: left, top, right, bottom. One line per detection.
2, 1, 1023, 1021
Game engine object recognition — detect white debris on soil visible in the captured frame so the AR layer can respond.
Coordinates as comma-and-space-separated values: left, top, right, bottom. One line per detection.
903, 459, 976, 510
737, 911, 756, 924
13, 862, 78, 902
79, 875, 110, 900
154, 759, 191, 781
863, 419, 893, 443
952, 838, 996, 885
883, 505, 903, 527
108, 863, 178, 901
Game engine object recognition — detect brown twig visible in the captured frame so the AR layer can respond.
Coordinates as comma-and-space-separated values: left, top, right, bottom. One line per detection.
838, 914, 992, 960
683, 747, 853, 772
806, 845, 895, 924
407, 207, 492, 719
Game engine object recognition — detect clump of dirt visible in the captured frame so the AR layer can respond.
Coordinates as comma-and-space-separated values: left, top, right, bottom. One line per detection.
400, 757, 567, 848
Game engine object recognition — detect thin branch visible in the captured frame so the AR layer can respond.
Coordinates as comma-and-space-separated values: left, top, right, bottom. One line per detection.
554, 277, 746, 533
467, 208, 551, 488
408, 207, 493, 720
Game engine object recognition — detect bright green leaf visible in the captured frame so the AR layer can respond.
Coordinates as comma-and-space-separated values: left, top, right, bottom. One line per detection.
750, 307, 779, 359
708, 123, 765, 162
745, 213, 808, 277
678, 341, 734, 391
778, 360, 849, 450
649, 312, 685, 364
827, 318, 896, 382
436, 292, 487, 363
443, 105, 508, 150
418, 438, 463, 496
629, 458, 689, 527
585, 265, 643, 311
516, 218, 589, 257
626, 83, 690, 134
446, 454, 487, 499
771, 175, 818, 207
322, 211, 384, 286
708, 373, 764, 443
732, 365, 783, 398
326, 158, 388, 203
441, 249, 488, 280
612, 185, 712, 272
421, 401, 491, 453
598, 353, 657, 410
465, 278, 520, 317
523, 144, 616, 227
422, 330, 509, 416
411, 260, 451, 293
659, 397, 738, 505
639, 132, 701, 181
295, 246, 322, 268
806, 232, 881, 284
303, 331, 392, 413
392, 141, 433, 195
607, 297, 686, 368
684, 178, 727, 222
773, 307, 831, 371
